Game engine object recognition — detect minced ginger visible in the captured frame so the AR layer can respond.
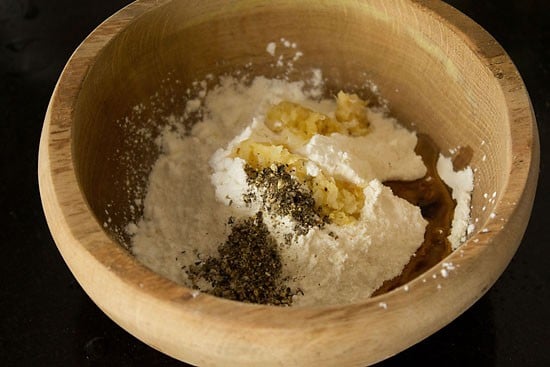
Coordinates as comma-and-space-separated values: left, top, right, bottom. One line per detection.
233, 92, 370, 224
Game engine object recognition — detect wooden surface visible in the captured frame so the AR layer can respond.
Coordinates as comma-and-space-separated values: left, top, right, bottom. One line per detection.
38, 0, 539, 366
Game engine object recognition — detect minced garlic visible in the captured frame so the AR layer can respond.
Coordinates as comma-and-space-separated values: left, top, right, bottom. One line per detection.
265, 91, 370, 140
233, 93, 371, 224
335, 91, 370, 136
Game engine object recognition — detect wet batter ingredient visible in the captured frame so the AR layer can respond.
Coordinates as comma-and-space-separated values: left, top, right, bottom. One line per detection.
375, 134, 457, 295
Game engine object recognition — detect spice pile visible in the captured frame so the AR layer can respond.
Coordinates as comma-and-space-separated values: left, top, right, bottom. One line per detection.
244, 164, 327, 235
187, 212, 294, 305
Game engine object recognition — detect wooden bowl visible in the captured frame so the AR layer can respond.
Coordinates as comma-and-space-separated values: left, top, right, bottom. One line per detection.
38, 0, 539, 366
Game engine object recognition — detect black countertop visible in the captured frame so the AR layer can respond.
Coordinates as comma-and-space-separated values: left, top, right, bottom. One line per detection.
1, 1, 548, 366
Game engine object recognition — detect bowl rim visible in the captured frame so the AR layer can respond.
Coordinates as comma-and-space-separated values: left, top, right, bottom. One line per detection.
38, 0, 539, 365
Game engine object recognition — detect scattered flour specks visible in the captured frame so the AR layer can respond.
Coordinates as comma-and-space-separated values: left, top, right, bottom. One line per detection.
266, 42, 276, 56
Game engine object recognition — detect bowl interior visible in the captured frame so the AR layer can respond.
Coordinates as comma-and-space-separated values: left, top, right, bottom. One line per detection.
73, 0, 508, 283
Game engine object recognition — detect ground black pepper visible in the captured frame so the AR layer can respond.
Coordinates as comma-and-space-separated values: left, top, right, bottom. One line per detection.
244, 163, 327, 235
187, 212, 295, 305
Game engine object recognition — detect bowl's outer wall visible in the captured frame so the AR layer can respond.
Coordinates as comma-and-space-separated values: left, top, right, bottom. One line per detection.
39, 0, 539, 366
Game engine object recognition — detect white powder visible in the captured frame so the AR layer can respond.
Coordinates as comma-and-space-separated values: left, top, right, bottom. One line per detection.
301, 111, 426, 185
436, 154, 474, 249
283, 180, 426, 305
128, 70, 473, 306
266, 42, 276, 56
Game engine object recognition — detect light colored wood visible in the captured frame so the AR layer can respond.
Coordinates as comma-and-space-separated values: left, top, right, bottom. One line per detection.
38, 0, 539, 366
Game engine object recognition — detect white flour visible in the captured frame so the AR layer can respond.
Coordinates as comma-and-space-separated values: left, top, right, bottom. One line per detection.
127, 71, 473, 306
437, 155, 474, 249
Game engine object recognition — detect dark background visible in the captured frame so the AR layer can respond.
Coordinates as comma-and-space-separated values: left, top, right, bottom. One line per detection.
1, 0, 548, 366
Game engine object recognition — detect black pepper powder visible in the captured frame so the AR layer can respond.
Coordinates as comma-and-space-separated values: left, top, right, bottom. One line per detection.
244, 163, 327, 234
187, 212, 295, 305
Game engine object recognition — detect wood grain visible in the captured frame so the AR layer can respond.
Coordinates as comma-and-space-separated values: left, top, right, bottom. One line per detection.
38, 0, 539, 366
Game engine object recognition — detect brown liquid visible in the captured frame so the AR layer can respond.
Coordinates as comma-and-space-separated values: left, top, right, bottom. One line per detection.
373, 134, 457, 295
